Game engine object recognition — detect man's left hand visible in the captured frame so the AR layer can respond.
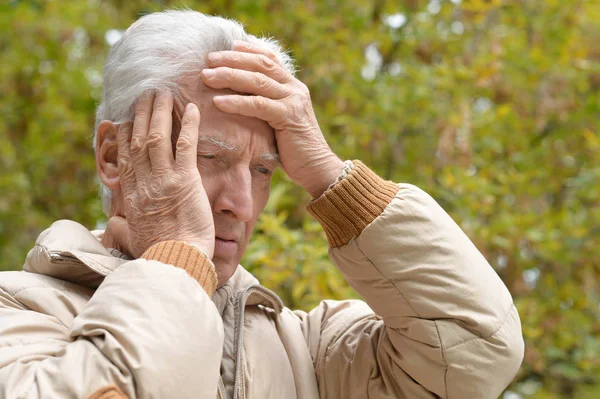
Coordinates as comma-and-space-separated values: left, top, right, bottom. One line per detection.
200, 40, 345, 198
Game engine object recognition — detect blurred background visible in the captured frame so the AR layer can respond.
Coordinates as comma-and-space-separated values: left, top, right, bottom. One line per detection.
1, 0, 599, 397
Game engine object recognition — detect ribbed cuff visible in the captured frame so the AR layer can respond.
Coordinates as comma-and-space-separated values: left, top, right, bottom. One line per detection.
307, 160, 399, 247
88, 384, 128, 399
142, 241, 217, 296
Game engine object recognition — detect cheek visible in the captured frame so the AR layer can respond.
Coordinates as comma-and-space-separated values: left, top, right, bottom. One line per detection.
252, 184, 271, 215
245, 185, 270, 234
196, 161, 218, 204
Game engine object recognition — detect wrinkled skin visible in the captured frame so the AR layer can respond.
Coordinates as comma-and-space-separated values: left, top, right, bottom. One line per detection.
101, 94, 215, 260
97, 41, 345, 287
201, 41, 344, 198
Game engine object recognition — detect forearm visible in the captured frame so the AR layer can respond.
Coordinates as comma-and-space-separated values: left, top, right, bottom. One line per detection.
308, 161, 523, 397
308, 161, 513, 328
0, 258, 223, 399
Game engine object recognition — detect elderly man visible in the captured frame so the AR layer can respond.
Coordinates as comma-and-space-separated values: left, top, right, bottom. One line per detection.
0, 10, 523, 399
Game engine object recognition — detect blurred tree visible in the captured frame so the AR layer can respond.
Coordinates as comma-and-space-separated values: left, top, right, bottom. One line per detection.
0, 0, 598, 397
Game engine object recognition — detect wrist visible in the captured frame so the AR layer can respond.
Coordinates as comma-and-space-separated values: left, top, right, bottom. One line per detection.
142, 240, 218, 295
304, 157, 346, 199
307, 160, 399, 247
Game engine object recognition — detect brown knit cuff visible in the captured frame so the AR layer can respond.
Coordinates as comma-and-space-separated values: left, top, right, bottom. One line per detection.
88, 384, 128, 399
307, 160, 399, 247
142, 241, 217, 296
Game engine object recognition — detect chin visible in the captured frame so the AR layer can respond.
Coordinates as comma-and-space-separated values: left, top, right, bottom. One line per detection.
213, 256, 239, 288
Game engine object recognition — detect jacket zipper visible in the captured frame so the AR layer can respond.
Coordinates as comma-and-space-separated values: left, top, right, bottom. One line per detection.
231, 285, 282, 399
232, 289, 248, 399
217, 377, 226, 399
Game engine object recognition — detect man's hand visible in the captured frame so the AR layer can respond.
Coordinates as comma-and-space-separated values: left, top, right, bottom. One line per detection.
104, 92, 215, 259
200, 40, 345, 198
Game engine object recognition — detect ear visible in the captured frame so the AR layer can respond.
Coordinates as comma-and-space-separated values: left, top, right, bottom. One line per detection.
96, 120, 120, 190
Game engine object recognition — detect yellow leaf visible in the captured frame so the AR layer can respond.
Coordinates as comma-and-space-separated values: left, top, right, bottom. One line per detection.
583, 128, 600, 150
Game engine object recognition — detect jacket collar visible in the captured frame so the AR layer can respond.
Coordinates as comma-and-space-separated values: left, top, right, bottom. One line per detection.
24, 219, 283, 312
24, 220, 126, 289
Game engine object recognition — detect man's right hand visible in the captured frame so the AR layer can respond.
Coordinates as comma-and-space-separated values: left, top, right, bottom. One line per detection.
104, 92, 215, 259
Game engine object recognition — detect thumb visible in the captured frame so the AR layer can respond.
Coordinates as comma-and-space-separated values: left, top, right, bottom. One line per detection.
104, 216, 134, 258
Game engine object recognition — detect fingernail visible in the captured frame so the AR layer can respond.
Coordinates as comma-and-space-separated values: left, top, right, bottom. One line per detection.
185, 103, 196, 112
202, 69, 216, 79
207, 52, 221, 63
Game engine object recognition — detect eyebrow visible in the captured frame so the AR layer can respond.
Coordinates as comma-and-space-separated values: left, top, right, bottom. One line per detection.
198, 135, 280, 165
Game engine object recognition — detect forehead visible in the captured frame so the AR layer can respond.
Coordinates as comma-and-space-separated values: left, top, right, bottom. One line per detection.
178, 82, 276, 150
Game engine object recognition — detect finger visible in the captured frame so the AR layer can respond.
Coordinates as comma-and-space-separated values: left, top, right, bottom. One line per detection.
131, 92, 154, 180
175, 102, 201, 171
105, 216, 134, 258
147, 91, 175, 172
212, 95, 287, 126
201, 67, 289, 99
207, 51, 291, 83
232, 40, 281, 65
116, 123, 136, 198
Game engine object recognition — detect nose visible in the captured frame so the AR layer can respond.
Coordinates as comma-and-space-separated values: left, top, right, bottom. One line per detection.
211, 165, 254, 223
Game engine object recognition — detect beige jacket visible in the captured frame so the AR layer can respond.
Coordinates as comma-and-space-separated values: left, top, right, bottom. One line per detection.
0, 162, 524, 398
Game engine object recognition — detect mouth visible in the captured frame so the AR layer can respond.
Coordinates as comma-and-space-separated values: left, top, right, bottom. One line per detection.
215, 234, 238, 242
214, 236, 239, 258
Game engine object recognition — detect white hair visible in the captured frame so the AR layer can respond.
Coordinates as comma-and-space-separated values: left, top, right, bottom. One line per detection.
94, 9, 295, 215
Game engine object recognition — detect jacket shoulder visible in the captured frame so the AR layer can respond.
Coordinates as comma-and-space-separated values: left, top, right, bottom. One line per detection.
0, 271, 94, 327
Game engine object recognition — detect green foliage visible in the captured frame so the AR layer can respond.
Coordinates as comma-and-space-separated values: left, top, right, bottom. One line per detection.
1, 0, 599, 397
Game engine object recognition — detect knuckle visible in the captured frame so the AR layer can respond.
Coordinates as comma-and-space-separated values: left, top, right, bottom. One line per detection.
148, 178, 177, 199
223, 67, 236, 80
147, 131, 165, 148
254, 97, 268, 111
267, 52, 280, 65
297, 82, 310, 96
254, 74, 269, 89
282, 86, 294, 97
130, 137, 144, 153
259, 55, 276, 70
151, 166, 168, 177
139, 184, 155, 201
153, 102, 169, 114
176, 136, 194, 151
117, 156, 130, 171
148, 182, 163, 197
134, 107, 148, 120
124, 194, 136, 208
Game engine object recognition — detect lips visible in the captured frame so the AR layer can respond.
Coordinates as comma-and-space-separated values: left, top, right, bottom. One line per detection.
215, 234, 238, 242
214, 236, 239, 258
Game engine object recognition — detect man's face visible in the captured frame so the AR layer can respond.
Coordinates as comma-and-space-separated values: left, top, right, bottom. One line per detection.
173, 83, 278, 286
